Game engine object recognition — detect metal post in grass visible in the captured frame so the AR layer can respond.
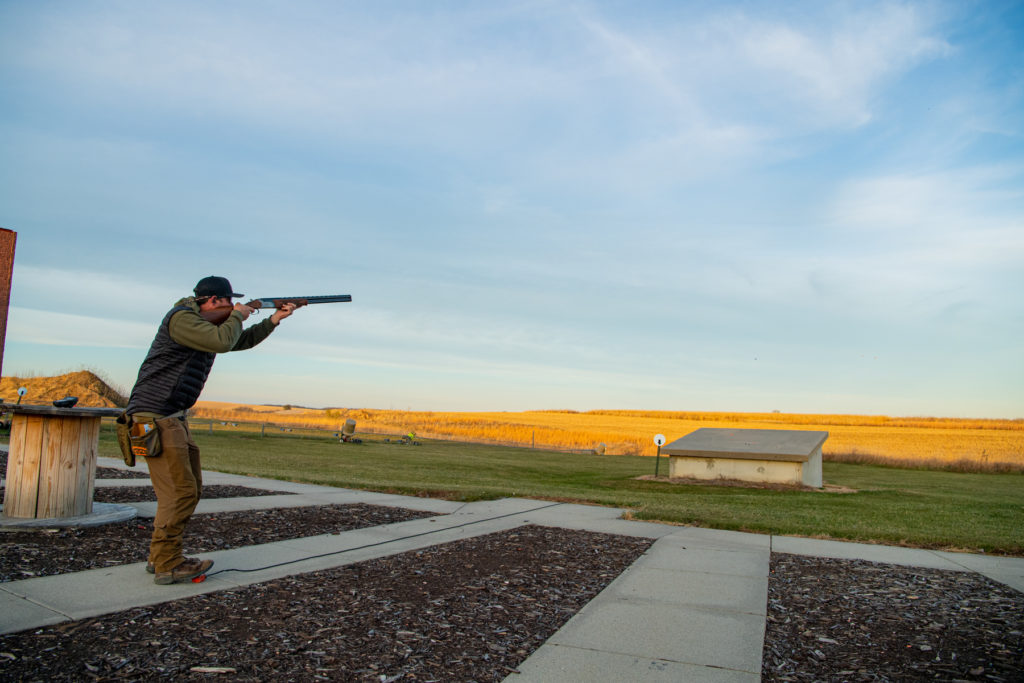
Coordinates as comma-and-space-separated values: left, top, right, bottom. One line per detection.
654, 433, 666, 477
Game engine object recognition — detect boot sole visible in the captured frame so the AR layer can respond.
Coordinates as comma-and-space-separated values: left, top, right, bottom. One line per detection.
153, 560, 213, 585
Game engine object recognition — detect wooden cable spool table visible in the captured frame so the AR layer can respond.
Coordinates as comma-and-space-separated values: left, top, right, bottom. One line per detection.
1, 403, 125, 521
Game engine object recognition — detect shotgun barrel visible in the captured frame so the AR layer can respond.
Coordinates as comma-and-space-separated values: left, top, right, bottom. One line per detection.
249, 294, 352, 309
200, 294, 352, 324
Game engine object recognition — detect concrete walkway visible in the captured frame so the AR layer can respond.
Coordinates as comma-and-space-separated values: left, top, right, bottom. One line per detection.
2, 457, 1023, 682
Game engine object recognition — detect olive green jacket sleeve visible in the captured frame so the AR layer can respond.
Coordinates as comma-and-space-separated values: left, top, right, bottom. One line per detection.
167, 298, 278, 353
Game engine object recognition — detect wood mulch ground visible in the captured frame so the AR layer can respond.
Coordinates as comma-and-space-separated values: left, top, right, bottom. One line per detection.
0, 504, 437, 582
0, 484, 289, 506
94, 466, 153, 480
92, 484, 292, 504
763, 553, 1024, 682
0, 524, 652, 681
1, 449, 287, 503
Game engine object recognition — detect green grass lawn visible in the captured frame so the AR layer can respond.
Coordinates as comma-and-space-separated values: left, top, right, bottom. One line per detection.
93, 428, 1024, 555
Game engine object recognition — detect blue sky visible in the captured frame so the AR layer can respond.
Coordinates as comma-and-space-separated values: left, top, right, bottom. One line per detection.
1, 1, 1022, 417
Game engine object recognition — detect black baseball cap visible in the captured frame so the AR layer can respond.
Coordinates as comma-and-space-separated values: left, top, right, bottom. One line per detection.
194, 276, 243, 299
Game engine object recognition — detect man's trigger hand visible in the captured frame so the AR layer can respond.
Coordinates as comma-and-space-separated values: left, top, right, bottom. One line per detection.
233, 303, 254, 320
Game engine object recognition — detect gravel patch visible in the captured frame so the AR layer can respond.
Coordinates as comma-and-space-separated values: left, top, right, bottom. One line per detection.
763, 553, 1024, 682
0, 525, 652, 681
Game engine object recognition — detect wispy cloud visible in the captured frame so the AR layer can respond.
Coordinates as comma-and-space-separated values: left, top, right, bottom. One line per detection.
2, 2, 950, 151
831, 166, 1024, 237
10, 265, 181, 318
727, 3, 950, 127
807, 165, 1024, 323
8, 308, 155, 349
828, 167, 1024, 296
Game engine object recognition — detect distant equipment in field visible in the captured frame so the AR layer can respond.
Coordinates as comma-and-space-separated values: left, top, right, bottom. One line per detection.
339, 418, 362, 443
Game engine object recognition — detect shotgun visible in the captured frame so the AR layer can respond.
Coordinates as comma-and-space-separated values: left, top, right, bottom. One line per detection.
200, 294, 352, 325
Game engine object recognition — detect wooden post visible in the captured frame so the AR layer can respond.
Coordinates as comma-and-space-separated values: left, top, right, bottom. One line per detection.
0, 228, 15, 380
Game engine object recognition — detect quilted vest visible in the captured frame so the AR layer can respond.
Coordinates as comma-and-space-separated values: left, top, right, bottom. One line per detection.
126, 305, 217, 416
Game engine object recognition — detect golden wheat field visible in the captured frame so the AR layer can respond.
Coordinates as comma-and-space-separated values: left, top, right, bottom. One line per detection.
5, 372, 1018, 470
192, 402, 1024, 470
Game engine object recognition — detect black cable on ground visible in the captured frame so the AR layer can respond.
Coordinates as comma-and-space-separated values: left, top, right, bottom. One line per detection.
203, 501, 564, 579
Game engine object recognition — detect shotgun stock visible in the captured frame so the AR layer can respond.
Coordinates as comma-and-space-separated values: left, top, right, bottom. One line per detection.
200, 294, 352, 325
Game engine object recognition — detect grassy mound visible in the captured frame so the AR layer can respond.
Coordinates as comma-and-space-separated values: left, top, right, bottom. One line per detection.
0, 370, 128, 408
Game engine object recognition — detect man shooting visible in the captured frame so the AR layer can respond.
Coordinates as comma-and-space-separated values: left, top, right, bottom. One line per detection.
125, 276, 297, 585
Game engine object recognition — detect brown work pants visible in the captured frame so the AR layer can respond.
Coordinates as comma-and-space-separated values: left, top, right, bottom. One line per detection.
144, 416, 202, 573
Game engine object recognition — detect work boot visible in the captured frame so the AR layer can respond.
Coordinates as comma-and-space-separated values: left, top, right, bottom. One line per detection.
153, 557, 213, 585
146, 562, 154, 574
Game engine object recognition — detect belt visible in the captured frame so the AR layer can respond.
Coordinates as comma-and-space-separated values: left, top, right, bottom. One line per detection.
127, 409, 189, 421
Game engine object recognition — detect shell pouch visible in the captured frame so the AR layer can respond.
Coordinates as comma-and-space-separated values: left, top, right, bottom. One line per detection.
129, 418, 162, 461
